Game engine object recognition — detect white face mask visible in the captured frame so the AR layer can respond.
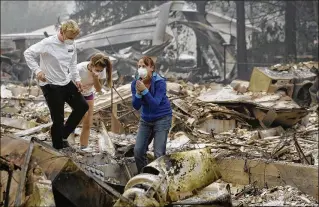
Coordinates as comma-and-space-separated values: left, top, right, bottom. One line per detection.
137, 67, 148, 80
64, 39, 74, 45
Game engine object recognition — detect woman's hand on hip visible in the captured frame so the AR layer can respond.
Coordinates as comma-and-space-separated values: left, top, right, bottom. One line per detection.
36, 71, 46, 82
75, 81, 83, 92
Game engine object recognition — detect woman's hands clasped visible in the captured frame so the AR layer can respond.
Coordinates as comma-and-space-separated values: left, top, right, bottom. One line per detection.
136, 80, 147, 93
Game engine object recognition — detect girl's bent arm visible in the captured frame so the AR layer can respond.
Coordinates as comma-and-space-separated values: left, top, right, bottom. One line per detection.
93, 76, 102, 92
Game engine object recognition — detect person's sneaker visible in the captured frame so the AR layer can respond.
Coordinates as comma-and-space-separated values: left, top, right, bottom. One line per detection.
80, 146, 93, 153
67, 133, 76, 145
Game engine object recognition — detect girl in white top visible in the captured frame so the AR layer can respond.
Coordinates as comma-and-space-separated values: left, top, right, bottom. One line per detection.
71, 53, 112, 151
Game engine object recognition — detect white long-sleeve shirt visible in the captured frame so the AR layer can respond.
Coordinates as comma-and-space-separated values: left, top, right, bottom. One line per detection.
24, 34, 80, 86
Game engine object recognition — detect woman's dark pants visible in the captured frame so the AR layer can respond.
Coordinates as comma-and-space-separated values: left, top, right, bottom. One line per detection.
40, 81, 89, 149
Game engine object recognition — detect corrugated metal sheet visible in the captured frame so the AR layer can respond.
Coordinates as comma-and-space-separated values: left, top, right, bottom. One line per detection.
76, 21, 158, 49
81, 11, 159, 39
77, 26, 155, 43
77, 32, 154, 50
76, 8, 161, 49
76, 1, 195, 50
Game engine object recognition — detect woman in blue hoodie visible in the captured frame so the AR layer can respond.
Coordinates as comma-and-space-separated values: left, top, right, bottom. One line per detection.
131, 56, 172, 173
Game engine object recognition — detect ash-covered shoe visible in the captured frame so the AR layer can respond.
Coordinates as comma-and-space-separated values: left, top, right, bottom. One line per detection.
80, 146, 93, 153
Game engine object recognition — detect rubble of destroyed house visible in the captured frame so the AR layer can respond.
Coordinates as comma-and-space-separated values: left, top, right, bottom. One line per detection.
1, 1, 257, 86
1, 59, 318, 206
1, 1, 319, 207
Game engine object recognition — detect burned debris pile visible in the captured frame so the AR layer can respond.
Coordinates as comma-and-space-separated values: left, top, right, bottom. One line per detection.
1, 60, 318, 206
234, 184, 318, 206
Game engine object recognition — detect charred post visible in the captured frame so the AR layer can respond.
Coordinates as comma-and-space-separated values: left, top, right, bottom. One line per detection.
285, 1, 297, 63
236, 1, 248, 81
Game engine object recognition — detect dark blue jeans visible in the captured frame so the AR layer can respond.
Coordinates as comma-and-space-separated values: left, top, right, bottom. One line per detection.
134, 115, 172, 173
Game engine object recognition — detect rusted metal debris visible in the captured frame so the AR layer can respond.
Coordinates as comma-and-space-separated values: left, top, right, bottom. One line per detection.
1, 132, 318, 206
113, 147, 319, 207
114, 148, 227, 207
0, 136, 125, 207
0, 60, 318, 206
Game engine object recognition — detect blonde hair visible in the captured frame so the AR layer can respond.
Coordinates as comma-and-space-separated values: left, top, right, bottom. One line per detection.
60, 20, 80, 35
90, 53, 113, 88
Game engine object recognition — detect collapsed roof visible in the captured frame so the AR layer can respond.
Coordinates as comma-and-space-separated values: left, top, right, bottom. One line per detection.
75, 1, 261, 83
75, 1, 196, 50
75, 1, 260, 50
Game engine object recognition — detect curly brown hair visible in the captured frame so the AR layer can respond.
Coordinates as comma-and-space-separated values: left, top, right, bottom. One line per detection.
90, 53, 113, 87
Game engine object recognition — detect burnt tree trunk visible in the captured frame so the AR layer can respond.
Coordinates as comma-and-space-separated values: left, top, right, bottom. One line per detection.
285, 1, 297, 63
313, 1, 318, 27
236, 1, 248, 80
193, 1, 209, 75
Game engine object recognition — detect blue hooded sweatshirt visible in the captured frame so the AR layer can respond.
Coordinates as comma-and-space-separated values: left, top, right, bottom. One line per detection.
131, 72, 172, 122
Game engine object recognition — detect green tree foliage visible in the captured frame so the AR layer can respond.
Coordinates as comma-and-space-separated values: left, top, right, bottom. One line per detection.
1, 1, 68, 34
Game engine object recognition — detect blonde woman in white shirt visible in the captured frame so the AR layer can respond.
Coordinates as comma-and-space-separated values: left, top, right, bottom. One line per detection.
73, 53, 112, 152
24, 20, 89, 150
